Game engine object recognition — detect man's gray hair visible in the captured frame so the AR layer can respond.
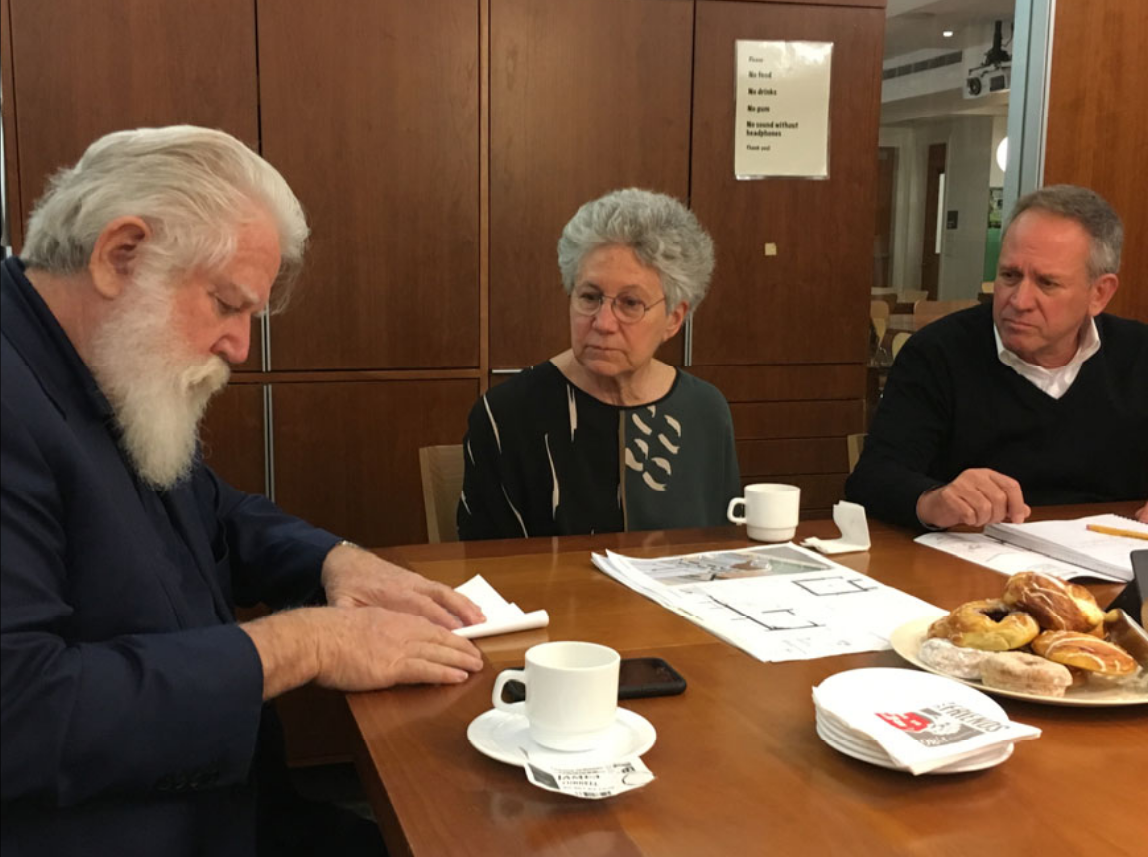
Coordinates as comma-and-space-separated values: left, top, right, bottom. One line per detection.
557, 188, 715, 313
1005, 185, 1123, 279
22, 125, 309, 308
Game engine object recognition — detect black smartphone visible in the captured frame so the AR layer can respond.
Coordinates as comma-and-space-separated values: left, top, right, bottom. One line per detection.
501, 656, 687, 703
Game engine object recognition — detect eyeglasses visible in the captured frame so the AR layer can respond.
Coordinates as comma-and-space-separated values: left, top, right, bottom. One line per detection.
571, 288, 667, 324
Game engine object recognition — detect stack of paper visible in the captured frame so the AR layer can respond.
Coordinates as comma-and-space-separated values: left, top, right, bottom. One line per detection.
592, 544, 942, 663
919, 513, 1145, 582
985, 514, 1146, 580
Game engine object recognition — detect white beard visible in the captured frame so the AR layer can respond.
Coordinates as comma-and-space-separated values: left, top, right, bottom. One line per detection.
88, 278, 231, 490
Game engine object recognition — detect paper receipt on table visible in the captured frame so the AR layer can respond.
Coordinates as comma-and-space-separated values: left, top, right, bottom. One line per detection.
523, 757, 655, 800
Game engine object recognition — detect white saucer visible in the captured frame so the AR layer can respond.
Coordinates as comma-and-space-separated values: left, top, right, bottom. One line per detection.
467, 706, 656, 768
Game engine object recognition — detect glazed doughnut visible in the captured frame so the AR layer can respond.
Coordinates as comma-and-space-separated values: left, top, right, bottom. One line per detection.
927, 599, 1040, 651
980, 651, 1073, 697
1001, 571, 1104, 632
1031, 631, 1138, 676
917, 638, 991, 680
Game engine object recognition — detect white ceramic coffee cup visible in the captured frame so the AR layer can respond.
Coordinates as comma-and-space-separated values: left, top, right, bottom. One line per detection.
491, 641, 620, 751
727, 483, 801, 542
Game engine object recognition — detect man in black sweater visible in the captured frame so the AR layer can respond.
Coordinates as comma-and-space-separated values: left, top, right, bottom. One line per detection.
847, 185, 1147, 530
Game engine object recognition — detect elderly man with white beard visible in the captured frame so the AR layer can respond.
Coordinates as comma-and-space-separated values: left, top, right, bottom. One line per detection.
0, 126, 484, 857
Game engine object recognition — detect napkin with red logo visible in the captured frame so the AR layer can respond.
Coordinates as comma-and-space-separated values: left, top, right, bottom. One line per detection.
813, 668, 1040, 774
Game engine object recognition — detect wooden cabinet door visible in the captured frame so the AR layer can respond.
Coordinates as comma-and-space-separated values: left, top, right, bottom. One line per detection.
489, 0, 694, 370
690, 1, 884, 366
271, 379, 479, 547
258, 0, 481, 370
5, 0, 263, 370
1044, 0, 1147, 323
201, 383, 266, 497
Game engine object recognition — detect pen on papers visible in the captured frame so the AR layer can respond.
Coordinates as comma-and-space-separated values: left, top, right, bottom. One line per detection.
1085, 524, 1148, 542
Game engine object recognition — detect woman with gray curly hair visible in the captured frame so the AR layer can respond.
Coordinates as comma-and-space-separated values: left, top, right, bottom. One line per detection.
459, 188, 740, 540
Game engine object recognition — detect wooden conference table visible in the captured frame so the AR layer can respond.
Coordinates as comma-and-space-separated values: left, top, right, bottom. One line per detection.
347, 506, 1146, 857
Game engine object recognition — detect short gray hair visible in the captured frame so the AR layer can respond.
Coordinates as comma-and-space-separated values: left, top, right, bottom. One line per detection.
22, 125, 309, 309
1005, 185, 1122, 279
557, 188, 715, 313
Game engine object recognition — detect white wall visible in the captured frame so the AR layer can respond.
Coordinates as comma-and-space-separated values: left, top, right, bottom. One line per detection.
939, 115, 994, 299
989, 114, 1008, 188
880, 115, 996, 298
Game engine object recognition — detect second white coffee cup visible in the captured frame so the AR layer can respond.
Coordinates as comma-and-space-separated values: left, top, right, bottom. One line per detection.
491, 641, 620, 751
727, 483, 801, 542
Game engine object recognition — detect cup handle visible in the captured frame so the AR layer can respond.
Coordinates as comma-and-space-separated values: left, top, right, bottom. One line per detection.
727, 497, 746, 525
492, 669, 526, 713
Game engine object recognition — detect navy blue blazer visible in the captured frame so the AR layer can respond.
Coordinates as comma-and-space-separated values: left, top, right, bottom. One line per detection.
0, 257, 340, 856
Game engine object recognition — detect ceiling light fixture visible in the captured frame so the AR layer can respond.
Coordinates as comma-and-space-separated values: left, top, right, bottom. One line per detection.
942, 30, 954, 38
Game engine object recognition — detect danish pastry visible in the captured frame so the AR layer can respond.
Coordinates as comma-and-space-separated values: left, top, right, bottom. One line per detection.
1031, 630, 1138, 676
1001, 571, 1105, 632
927, 599, 1040, 651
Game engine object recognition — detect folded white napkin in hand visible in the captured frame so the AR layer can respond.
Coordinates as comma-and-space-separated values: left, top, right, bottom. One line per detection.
452, 574, 549, 639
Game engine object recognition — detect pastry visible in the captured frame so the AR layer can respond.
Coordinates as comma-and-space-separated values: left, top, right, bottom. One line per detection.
917, 638, 991, 680
980, 651, 1073, 697
927, 599, 1040, 651
1001, 571, 1105, 632
1031, 630, 1138, 676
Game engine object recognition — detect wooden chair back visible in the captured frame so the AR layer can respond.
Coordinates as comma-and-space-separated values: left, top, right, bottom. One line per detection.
891, 331, 911, 359
912, 299, 977, 330
869, 300, 890, 346
418, 445, 465, 543
847, 433, 866, 473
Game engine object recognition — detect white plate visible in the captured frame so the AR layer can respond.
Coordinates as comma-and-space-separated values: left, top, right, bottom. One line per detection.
467, 707, 656, 768
815, 719, 1014, 774
890, 617, 1148, 707
815, 667, 1008, 719
814, 711, 1011, 767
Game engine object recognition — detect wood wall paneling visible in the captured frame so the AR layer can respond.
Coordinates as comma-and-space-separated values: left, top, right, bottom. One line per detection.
271, 380, 479, 547
489, 0, 694, 370
2, 0, 22, 251
689, 1, 886, 365
730, 398, 863, 439
736, 437, 846, 476
688, 363, 866, 402
1043, 0, 1147, 322
257, 0, 481, 370
5, 0, 263, 370
200, 382, 266, 497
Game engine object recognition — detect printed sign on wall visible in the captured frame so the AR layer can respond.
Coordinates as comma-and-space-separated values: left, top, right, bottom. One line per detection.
734, 41, 833, 180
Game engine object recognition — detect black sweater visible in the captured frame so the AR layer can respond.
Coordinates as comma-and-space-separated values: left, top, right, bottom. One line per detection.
845, 303, 1148, 529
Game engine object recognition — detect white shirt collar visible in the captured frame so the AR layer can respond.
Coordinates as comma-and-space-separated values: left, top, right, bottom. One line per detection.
993, 318, 1101, 399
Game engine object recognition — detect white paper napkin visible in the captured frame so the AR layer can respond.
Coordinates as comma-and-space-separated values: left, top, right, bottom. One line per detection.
452, 574, 549, 639
801, 501, 871, 555
812, 668, 1039, 774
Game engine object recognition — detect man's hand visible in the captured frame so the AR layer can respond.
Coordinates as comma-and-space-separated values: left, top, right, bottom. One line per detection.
322, 542, 484, 629
1135, 503, 1148, 524
312, 607, 483, 692
241, 607, 484, 700
916, 468, 1031, 529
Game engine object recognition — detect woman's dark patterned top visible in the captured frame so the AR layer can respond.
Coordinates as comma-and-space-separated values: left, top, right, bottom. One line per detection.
458, 361, 741, 540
